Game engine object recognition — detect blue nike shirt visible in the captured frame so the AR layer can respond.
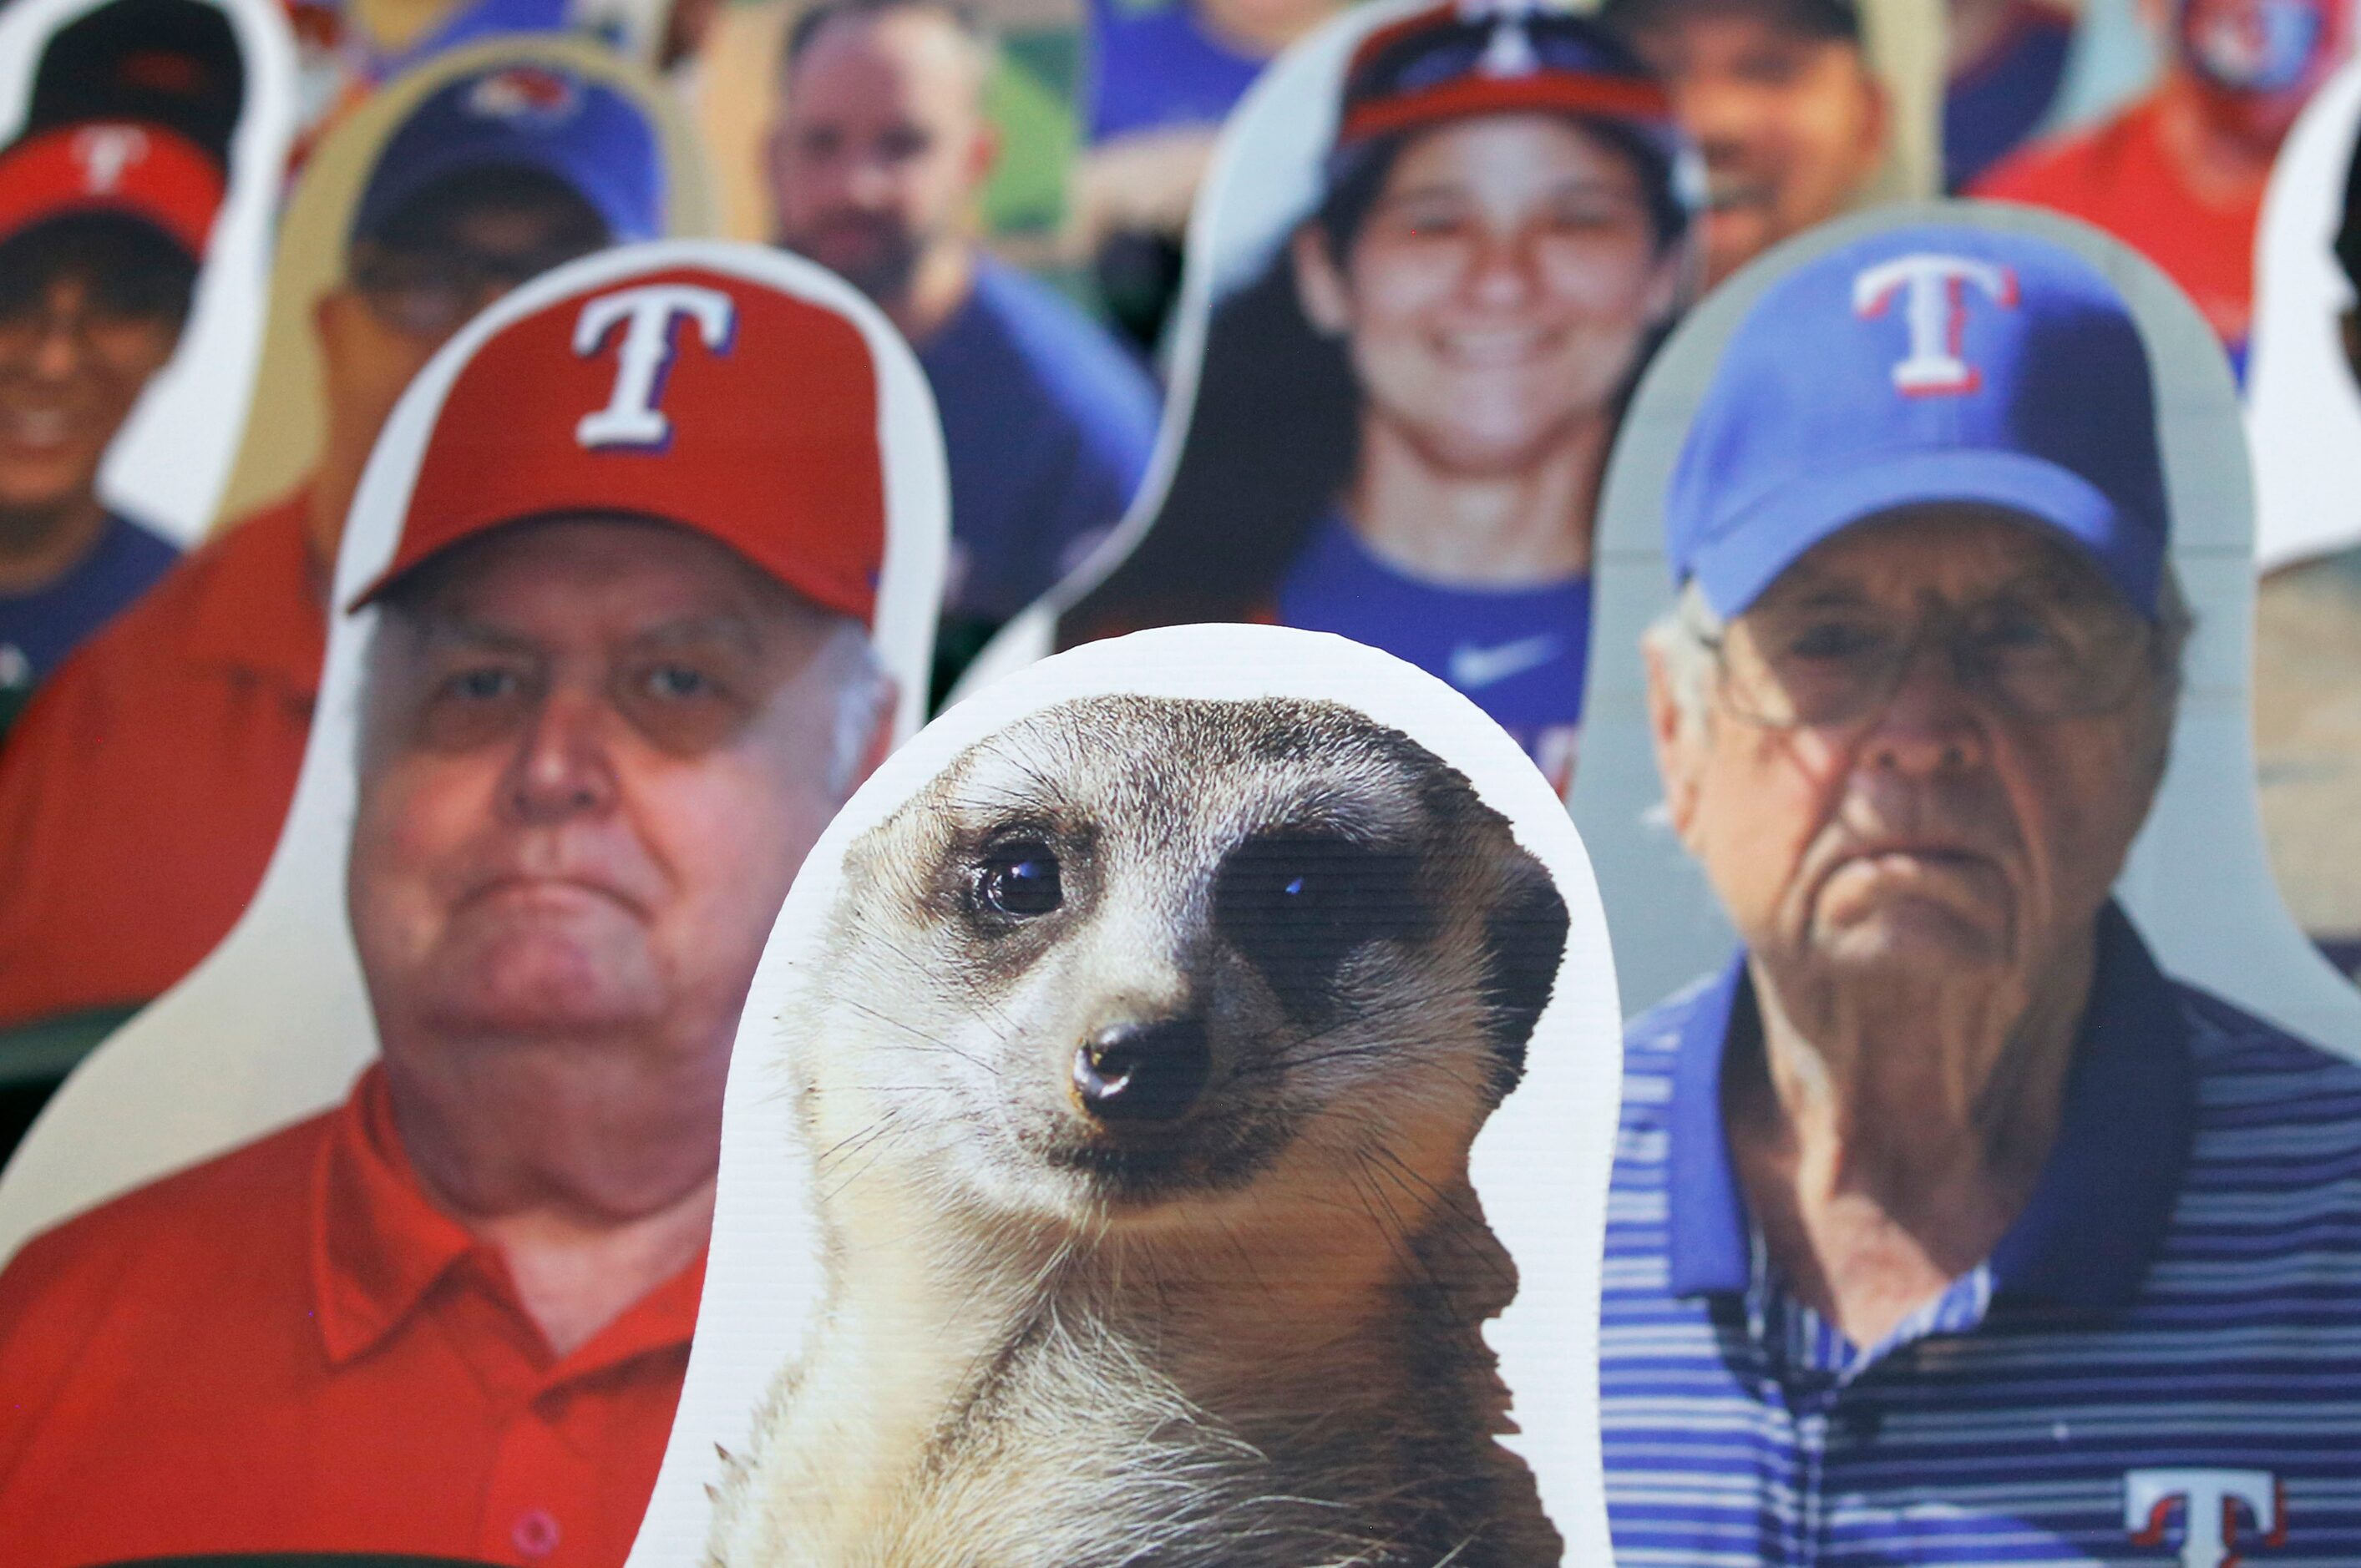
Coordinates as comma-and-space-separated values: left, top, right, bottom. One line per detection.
1083, 0, 1266, 144
1275, 514, 1588, 795
917, 257, 1160, 624
1603, 903, 2361, 1566
0, 509, 178, 695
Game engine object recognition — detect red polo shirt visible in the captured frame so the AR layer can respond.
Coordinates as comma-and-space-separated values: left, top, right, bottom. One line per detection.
1973, 94, 2261, 358
0, 1065, 702, 1568
0, 493, 326, 1029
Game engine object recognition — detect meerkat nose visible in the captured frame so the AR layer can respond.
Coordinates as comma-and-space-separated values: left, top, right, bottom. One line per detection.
1074, 1018, 1211, 1123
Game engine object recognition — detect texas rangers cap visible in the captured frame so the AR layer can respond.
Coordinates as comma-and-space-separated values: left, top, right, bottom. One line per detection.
1335, 0, 1691, 229
350, 63, 663, 249
350, 260, 885, 622
1665, 220, 2171, 619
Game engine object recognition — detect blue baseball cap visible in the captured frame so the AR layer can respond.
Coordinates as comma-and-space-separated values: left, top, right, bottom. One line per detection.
1665, 221, 2171, 620
349, 62, 663, 250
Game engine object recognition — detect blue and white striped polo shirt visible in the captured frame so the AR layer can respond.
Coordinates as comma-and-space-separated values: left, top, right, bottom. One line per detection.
1601, 903, 2361, 1567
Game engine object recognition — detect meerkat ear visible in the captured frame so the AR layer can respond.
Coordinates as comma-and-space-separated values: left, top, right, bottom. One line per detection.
1479, 849, 1569, 1096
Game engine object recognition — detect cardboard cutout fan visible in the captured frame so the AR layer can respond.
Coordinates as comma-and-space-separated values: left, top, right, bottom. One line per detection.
954, 0, 1943, 800
217, 33, 717, 534
0, 0, 295, 556
0, 240, 946, 1269
621, 624, 1625, 1567
1570, 196, 2361, 1052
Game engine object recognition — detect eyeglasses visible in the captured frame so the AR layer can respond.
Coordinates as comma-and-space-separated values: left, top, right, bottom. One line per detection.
0, 278, 184, 367
348, 240, 595, 339
1705, 589, 2158, 729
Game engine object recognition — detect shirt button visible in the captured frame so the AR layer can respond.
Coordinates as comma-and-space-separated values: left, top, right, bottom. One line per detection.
513, 1509, 561, 1559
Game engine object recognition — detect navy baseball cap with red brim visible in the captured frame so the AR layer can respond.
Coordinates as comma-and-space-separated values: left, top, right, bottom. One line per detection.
1665, 222, 2171, 620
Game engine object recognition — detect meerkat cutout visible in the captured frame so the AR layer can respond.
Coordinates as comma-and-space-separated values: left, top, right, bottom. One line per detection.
951, 0, 1943, 797
0, 0, 293, 548
1569, 196, 2361, 1052
2244, 58, 2361, 969
0, 240, 948, 1263
620, 625, 1626, 1567
213, 33, 716, 534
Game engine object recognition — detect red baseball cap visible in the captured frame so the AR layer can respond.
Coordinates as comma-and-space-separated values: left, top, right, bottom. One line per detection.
351, 262, 888, 623
0, 119, 226, 258
1335, 1, 1677, 150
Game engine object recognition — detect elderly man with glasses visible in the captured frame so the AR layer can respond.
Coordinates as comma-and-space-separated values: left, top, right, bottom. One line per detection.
1598, 220, 2361, 1567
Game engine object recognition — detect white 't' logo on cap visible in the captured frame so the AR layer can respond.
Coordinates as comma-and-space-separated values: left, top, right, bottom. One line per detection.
2125, 1469, 2284, 1568
573, 284, 737, 451
1459, 0, 1543, 76
1852, 253, 2019, 397
73, 125, 149, 195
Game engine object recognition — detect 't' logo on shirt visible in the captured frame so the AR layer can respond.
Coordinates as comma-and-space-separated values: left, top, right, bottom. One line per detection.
2125, 1468, 2286, 1568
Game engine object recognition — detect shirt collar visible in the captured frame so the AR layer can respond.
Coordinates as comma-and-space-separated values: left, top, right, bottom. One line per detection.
309, 1065, 709, 1377
180, 490, 327, 694
1666, 901, 2195, 1311
310, 1062, 479, 1367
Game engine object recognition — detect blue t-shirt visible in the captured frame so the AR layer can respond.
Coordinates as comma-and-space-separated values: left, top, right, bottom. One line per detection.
1603, 903, 2361, 1565
1945, 1, 2074, 191
1084, 0, 1266, 144
1274, 513, 1588, 795
917, 257, 1161, 624
0, 511, 178, 697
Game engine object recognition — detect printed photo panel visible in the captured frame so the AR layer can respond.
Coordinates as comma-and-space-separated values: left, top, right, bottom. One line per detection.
1570, 195, 2361, 1051
956, 0, 1943, 800
215, 33, 718, 532
2245, 53, 2361, 969
0, 0, 296, 551
621, 623, 1626, 1567
0, 240, 949, 1271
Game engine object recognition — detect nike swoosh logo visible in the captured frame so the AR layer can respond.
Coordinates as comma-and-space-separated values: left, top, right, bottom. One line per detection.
1449, 634, 1562, 690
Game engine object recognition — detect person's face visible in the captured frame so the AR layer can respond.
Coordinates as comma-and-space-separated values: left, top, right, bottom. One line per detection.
1649, 509, 2171, 987
768, 10, 996, 304
315, 192, 611, 545
1293, 114, 1683, 476
0, 266, 182, 519
349, 518, 889, 1064
1623, 8, 1884, 286
2175, 0, 2346, 140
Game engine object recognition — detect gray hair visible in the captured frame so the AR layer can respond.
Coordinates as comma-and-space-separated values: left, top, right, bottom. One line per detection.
1643, 566, 2196, 741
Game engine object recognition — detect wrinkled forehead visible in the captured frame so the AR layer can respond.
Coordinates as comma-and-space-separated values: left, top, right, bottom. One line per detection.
1754, 503, 2127, 611
935, 700, 1446, 852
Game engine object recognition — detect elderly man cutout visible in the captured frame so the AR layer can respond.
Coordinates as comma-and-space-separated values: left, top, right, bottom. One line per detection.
0, 254, 909, 1568
1599, 222, 2361, 1565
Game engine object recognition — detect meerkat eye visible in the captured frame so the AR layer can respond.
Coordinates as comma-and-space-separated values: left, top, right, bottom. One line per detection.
1215, 832, 1430, 1011
976, 842, 1063, 918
